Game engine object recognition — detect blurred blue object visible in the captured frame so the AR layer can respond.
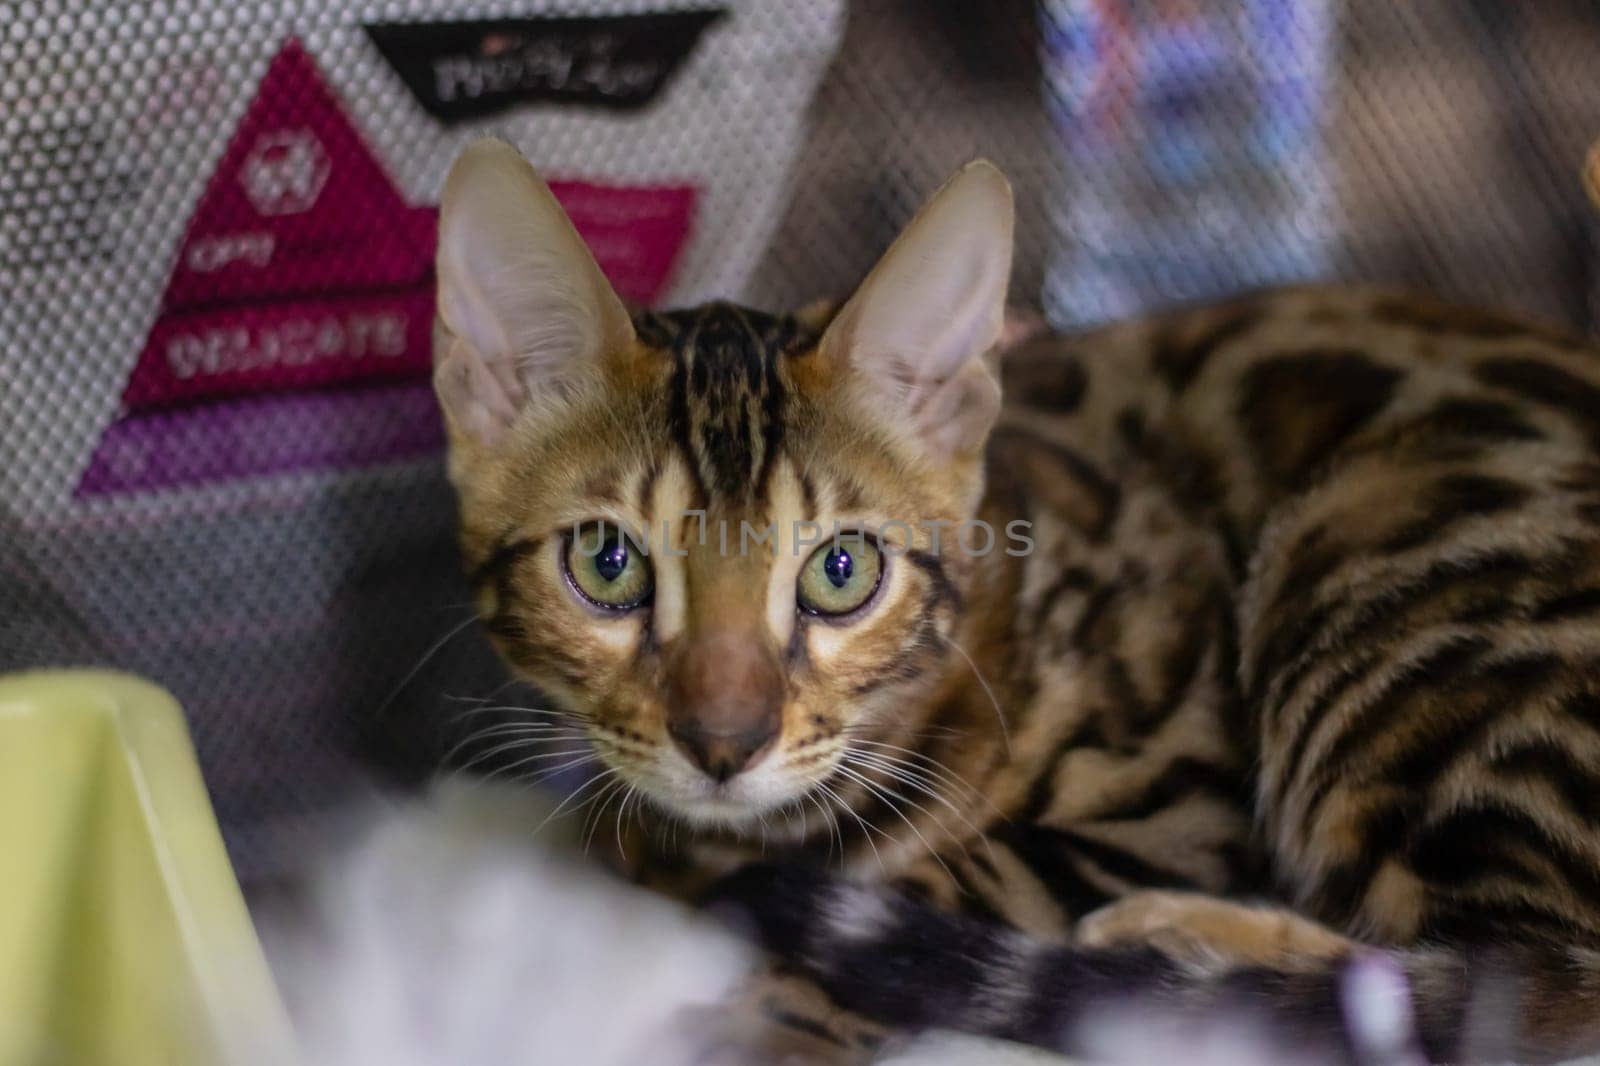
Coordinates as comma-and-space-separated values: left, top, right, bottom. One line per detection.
1040, 0, 1335, 324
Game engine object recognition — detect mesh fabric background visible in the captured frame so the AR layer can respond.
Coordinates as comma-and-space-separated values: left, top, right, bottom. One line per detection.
4, 0, 1600, 881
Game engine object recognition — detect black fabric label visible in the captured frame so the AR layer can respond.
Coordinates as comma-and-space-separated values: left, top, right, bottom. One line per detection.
364, 10, 726, 122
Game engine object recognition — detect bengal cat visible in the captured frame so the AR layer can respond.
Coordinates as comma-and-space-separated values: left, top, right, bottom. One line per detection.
433, 138, 1600, 1063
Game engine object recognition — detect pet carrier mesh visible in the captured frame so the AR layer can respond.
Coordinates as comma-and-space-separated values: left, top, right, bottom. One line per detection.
5, 0, 1599, 879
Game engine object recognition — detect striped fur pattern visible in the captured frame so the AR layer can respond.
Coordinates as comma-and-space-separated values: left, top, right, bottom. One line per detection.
704, 861, 1600, 1064
453, 282, 1600, 1060
700, 285, 1600, 1061
437, 149, 1600, 1060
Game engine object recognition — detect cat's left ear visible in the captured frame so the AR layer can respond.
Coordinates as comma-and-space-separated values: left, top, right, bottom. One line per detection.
821, 160, 1014, 457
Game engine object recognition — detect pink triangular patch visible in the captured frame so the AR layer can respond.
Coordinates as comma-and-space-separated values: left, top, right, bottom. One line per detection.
89, 35, 700, 495
161, 37, 428, 310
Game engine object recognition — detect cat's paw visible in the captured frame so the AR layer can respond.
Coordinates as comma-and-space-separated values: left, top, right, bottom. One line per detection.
1076, 891, 1352, 971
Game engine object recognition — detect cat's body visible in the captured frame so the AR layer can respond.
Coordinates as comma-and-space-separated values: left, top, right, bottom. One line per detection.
702, 285, 1600, 1062
433, 141, 1600, 1062
747, 282, 1600, 946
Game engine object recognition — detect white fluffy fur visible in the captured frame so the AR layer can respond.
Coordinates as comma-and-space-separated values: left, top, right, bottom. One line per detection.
259, 778, 1334, 1066
260, 780, 748, 1066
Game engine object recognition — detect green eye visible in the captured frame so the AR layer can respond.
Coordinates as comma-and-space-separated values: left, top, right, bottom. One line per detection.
797, 536, 883, 617
565, 522, 653, 610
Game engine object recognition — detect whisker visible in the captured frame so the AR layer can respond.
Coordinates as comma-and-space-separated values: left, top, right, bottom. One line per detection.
442, 679, 521, 706
939, 634, 1012, 758
844, 751, 995, 865
844, 738, 985, 800
614, 784, 639, 863
846, 751, 981, 827
528, 768, 617, 838
460, 722, 586, 741
375, 614, 482, 718
755, 808, 772, 853
583, 778, 630, 854
498, 751, 599, 788
450, 703, 587, 724
444, 723, 588, 765
846, 748, 989, 820
454, 735, 547, 774
816, 780, 887, 876
451, 722, 586, 750
460, 737, 588, 776
804, 792, 842, 867
833, 764, 962, 886
843, 736, 1006, 823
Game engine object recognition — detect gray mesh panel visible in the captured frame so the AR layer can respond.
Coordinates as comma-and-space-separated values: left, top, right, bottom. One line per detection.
5, 0, 1599, 880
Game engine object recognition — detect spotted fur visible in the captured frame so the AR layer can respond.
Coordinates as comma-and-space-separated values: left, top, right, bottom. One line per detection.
439, 149, 1600, 1062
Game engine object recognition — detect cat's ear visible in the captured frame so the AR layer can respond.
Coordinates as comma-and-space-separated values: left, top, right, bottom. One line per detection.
434, 138, 635, 444
821, 160, 1013, 457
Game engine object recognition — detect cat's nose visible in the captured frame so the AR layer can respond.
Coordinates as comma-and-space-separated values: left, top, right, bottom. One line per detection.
668, 629, 783, 783
668, 718, 778, 783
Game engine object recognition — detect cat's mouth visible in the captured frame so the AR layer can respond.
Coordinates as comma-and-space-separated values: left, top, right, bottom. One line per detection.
629, 749, 834, 834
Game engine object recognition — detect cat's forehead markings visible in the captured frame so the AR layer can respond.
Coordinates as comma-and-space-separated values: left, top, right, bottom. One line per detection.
632, 457, 663, 516
581, 466, 623, 505
638, 302, 816, 511
764, 458, 810, 647
646, 454, 698, 644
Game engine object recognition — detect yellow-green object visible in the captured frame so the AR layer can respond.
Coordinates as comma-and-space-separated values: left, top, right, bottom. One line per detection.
0, 671, 298, 1066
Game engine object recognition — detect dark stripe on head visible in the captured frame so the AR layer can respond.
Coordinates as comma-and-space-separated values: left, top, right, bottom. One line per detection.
797, 466, 819, 519
848, 604, 941, 695
642, 303, 816, 506
903, 548, 961, 611
470, 534, 543, 589
634, 457, 663, 514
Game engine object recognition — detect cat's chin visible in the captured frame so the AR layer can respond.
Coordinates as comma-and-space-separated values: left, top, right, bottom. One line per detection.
672, 796, 776, 833
619, 751, 830, 838
646, 773, 814, 837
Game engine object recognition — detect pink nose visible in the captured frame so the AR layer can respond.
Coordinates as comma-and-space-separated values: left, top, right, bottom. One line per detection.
667, 718, 778, 782
667, 630, 783, 783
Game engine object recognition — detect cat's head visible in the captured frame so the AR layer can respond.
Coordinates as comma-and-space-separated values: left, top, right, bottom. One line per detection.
435, 139, 1013, 831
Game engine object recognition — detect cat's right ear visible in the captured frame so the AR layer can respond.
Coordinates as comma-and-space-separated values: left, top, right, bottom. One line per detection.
434, 138, 635, 445
819, 160, 1013, 459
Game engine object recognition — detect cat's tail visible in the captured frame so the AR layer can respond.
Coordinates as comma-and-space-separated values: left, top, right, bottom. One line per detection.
704, 864, 1600, 1065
